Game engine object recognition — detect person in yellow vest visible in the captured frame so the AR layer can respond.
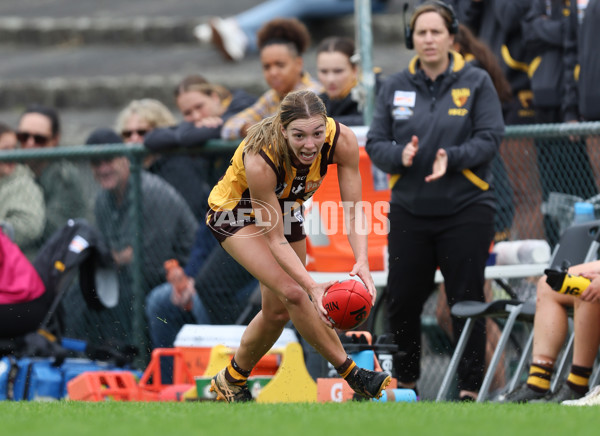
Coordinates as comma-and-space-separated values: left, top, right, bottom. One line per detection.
205, 89, 390, 402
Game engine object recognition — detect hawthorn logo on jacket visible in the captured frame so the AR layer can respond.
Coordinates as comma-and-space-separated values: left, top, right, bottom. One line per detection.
452, 88, 470, 107
449, 88, 470, 116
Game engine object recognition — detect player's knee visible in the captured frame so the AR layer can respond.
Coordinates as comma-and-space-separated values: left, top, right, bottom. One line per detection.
262, 306, 290, 326
279, 285, 308, 308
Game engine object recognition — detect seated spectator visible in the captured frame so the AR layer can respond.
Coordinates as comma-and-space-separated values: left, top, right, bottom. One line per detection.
145, 224, 258, 351
84, 127, 198, 346
220, 18, 323, 140
0, 122, 45, 258
500, 259, 600, 403
146, 79, 257, 149
17, 104, 88, 252
115, 98, 177, 167
144, 76, 257, 192
0, 227, 51, 341
315, 36, 365, 127
116, 98, 212, 222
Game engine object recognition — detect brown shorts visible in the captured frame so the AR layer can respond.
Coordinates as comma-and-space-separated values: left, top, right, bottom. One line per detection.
206, 210, 306, 244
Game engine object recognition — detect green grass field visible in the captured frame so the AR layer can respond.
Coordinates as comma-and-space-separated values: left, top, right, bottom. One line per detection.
2, 401, 598, 436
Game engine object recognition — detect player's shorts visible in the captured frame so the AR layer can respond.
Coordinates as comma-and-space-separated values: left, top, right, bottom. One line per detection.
206, 209, 306, 244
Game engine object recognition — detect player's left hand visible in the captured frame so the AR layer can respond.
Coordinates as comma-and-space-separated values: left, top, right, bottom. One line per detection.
349, 261, 377, 305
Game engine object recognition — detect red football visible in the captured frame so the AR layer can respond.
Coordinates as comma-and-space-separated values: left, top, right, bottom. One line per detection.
322, 280, 372, 330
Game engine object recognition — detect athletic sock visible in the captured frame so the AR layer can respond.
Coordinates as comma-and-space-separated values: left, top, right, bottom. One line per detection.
225, 357, 251, 385
566, 365, 592, 395
526, 363, 553, 393
336, 357, 357, 379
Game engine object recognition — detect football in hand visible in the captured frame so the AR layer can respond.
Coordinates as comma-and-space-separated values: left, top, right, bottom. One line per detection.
322, 280, 372, 330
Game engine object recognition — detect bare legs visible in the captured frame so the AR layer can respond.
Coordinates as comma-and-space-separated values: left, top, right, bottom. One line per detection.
532, 260, 600, 368
221, 226, 348, 371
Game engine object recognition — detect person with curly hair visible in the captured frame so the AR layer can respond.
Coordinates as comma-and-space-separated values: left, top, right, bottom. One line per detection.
220, 18, 323, 140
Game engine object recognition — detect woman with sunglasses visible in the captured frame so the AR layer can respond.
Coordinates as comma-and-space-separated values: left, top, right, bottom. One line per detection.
114, 98, 210, 222
17, 104, 88, 249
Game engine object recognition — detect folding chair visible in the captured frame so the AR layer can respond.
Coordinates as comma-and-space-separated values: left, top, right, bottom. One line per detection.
436, 219, 600, 402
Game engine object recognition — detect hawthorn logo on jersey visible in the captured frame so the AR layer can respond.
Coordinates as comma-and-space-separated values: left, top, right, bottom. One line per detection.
451, 88, 470, 108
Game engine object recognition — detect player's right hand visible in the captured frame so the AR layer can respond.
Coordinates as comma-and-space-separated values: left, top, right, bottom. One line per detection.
308, 281, 337, 328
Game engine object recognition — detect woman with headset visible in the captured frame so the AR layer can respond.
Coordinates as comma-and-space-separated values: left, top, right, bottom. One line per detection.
366, 1, 504, 401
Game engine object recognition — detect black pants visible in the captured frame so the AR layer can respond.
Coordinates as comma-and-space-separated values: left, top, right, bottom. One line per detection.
0, 288, 54, 339
386, 203, 495, 392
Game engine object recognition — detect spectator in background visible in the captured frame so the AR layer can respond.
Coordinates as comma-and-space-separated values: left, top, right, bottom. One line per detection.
366, 2, 504, 401
220, 18, 322, 140
85, 127, 198, 347
144, 223, 259, 351
17, 104, 88, 251
563, 0, 600, 123
115, 98, 177, 169
194, 0, 390, 61
456, 0, 536, 125
115, 98, 210, 222
315, 36, 366, 127
0, 122, 45, 259
144, 76, 257, 198
522, 0, 598, 247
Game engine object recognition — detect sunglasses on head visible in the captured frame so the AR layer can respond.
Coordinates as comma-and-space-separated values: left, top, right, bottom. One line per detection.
121, 129, 148, 139
16, 132, 51, 146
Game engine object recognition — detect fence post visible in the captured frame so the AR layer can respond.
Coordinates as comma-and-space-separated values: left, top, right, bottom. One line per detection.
128, 152, 148, 367
355, 0, 375, 125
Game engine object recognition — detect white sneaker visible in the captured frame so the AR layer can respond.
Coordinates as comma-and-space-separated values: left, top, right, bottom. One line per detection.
562, 385, 600, 406
210, 17, 248, 61
193, 23, 213, 44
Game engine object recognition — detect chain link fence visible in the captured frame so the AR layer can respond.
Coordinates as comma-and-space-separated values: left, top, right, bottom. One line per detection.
2, 122, 599, 398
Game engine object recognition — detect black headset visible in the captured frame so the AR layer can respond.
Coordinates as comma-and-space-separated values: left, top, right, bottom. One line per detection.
403, 1, 459, 50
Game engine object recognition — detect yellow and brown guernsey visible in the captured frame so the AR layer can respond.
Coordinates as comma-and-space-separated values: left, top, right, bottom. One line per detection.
207, 117, 340, 236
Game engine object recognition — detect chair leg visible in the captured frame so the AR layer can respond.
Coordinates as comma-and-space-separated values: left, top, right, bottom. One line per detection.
436, 317, 474, 402
477, 303, 523, 402
507, 327, 534, 393
551, 330, 574, 393
588, 353, 600, 388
